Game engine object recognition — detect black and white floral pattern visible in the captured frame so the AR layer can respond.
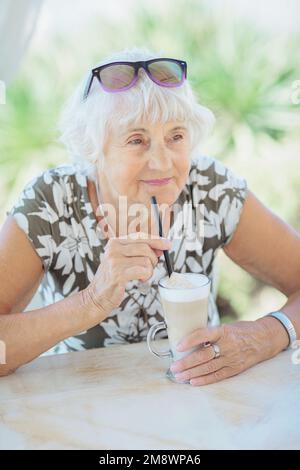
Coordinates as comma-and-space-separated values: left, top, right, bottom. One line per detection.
8, 155, 248, 352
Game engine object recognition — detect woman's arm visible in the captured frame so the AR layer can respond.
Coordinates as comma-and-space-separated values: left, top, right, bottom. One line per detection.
0, 216, 44, 315
0, 216, 170, 376
0, 217, 108, 376
0, 289, 107, 377
169, 190, 300, 385
223, 189, 300, 339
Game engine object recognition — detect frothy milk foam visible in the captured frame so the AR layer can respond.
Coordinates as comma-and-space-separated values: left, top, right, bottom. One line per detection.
159, 272, 210, 360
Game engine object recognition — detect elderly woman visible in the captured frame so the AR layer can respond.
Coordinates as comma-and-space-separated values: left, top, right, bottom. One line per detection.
0, 48, 299, 385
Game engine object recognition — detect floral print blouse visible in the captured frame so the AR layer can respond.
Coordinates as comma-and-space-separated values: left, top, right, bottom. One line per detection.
8, 154, 248, 352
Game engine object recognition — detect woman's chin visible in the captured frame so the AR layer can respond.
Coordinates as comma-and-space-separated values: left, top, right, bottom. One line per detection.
142, 191, 179, 207
138, 182, 180, 206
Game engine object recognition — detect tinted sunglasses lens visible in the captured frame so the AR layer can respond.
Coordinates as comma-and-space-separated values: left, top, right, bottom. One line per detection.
148, 60, 184, 85
100, 64, 135, 90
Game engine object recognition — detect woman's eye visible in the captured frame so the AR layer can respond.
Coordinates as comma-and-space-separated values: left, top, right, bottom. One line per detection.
128, 135, 183, 145
173, 134, 183, 141
128, 138, 143, 145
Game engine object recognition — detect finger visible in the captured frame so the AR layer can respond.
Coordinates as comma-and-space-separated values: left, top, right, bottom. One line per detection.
176, 326, 224, 352
119, 243, 158, 268
122, 256, 153, 270
190, 367, 235, 386
174, 358, 224, 382
117, 234, 172, 251
170, 345, 216, 373
153, 249, 163, 257
123, 264, 153, 283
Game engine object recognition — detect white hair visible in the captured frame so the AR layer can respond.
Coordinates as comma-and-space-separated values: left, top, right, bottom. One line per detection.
58, 47, 215, 177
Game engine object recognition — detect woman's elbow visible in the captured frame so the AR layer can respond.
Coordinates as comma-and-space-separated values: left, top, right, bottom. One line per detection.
0, 365, 18, 377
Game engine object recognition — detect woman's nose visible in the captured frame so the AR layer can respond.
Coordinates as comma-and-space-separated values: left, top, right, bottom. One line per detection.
147, 145, 173, 172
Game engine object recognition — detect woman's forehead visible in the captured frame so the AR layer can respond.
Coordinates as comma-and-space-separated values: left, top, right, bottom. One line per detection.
117, 121, 188, 136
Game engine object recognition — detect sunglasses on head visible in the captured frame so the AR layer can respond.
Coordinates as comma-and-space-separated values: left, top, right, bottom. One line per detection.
83, 58, 187, 99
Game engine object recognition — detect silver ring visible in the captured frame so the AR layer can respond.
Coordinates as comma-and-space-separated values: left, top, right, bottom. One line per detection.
211, 343, 221, 359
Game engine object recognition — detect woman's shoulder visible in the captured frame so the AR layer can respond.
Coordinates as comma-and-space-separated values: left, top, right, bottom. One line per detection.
8, 163, 89, 226
189, 154, 247, 193
187, 154, 248, 247
7, 164, 92, 271
190, 154, 243, 178
30, 164, 88, 190
12, 164, 89, 213
190, 154, 217, 171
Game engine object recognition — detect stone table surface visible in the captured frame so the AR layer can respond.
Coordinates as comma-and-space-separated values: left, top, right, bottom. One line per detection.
0, 340, 299, 450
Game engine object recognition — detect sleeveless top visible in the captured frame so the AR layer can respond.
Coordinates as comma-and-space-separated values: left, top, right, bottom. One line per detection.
7, 154, 248, 353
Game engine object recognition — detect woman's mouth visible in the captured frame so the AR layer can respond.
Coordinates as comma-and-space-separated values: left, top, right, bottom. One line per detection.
141, 177, 173, 186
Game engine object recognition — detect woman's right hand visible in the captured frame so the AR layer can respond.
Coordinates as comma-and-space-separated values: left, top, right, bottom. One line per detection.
84, 234, 172, 317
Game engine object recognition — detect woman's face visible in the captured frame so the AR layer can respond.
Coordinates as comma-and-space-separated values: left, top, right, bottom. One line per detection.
100, 120, 191, 207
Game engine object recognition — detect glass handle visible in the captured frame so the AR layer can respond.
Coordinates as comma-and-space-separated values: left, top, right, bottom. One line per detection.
147, 321, 171, 358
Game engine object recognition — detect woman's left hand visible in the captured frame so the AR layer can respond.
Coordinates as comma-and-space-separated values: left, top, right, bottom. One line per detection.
169, 319, 282, 386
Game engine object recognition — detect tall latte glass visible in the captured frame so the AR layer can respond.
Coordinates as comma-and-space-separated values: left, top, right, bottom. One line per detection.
147, 272, 211, 384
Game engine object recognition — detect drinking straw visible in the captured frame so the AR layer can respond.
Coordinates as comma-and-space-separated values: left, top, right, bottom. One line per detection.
151, 196, 173, 277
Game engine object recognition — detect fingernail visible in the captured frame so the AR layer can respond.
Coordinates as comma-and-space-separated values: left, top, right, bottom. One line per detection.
175, 372, 185, 380
176, 342, 184, 351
